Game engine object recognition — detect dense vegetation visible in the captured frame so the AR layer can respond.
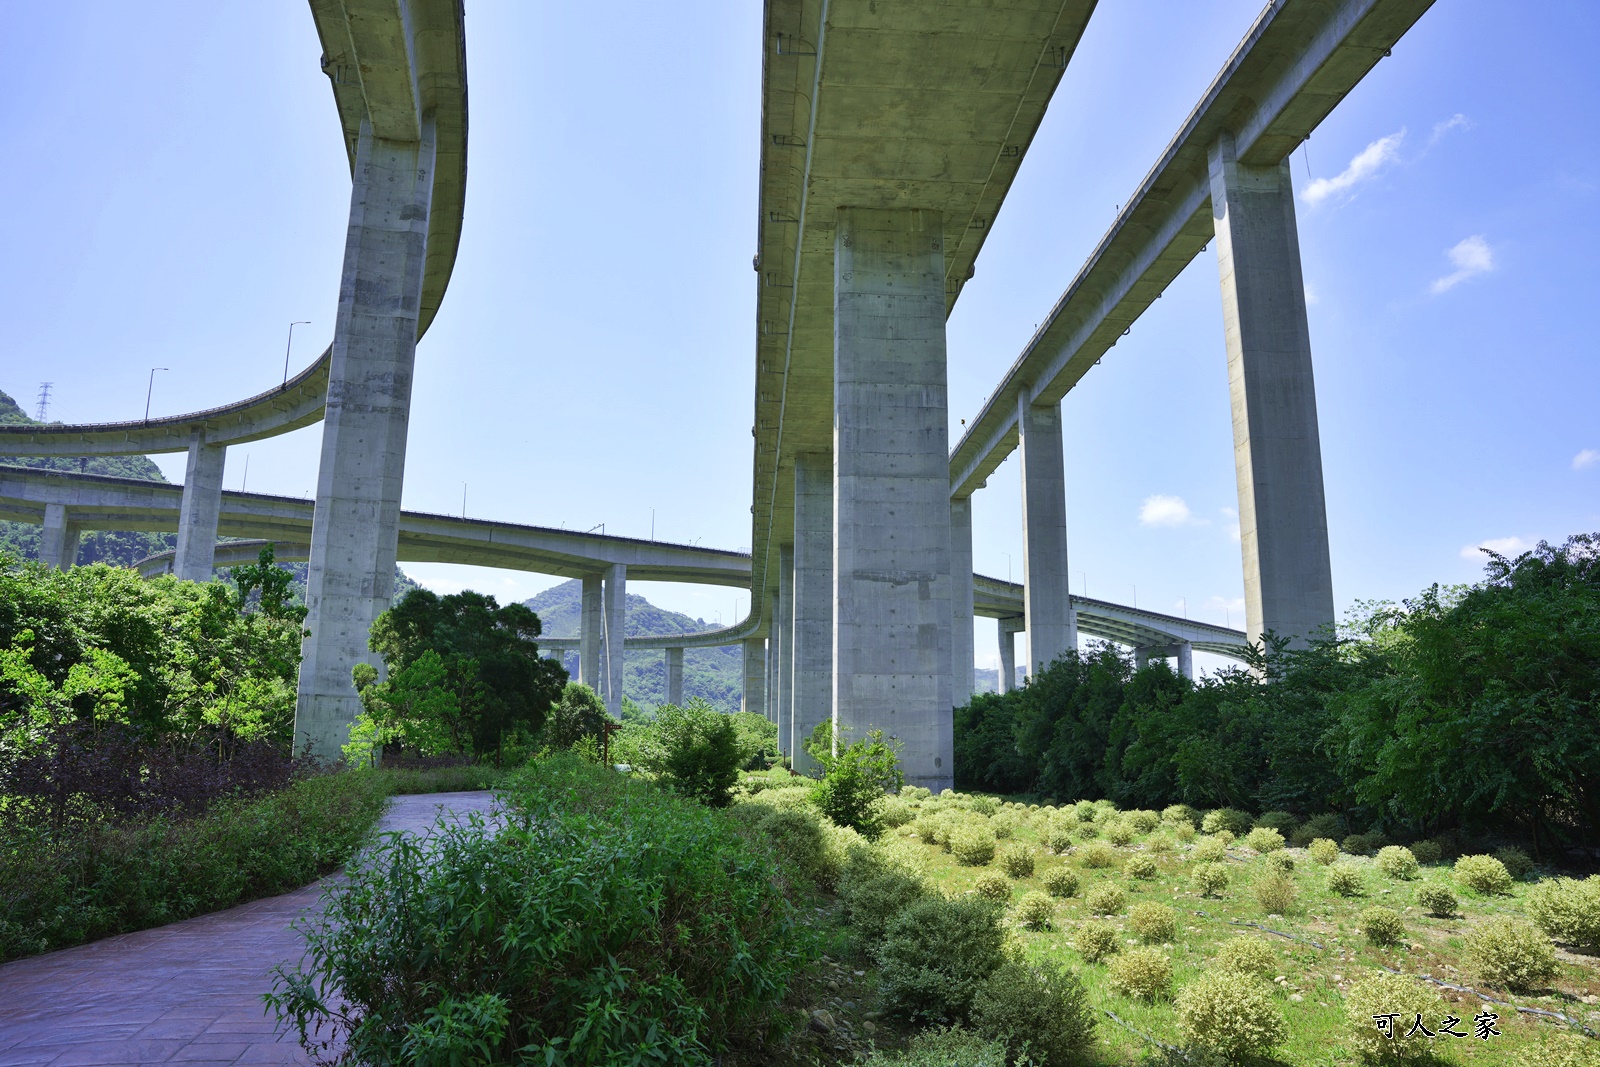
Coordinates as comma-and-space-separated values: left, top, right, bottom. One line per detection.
957, 536, 1600, 848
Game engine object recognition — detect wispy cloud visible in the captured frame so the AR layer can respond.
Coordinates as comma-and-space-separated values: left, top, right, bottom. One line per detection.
1460, 535, 1534, 561
1427, 113, 1474, 148
1430, 235, 1493, 294
1303, 130, 1405, 206
1140, 495, 1194, 527
1220, 506, 1241, 543
1303, 282, 1320, 306
1574, 449, 1599, 471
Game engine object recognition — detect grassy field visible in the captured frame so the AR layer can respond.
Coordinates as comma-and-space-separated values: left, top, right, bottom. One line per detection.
737, 777, 1599, 1065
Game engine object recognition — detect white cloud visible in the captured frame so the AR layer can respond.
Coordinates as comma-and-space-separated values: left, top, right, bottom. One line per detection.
1573, 449, 1599, 471
1430, 235, 1493, 294
1302, 130, 1405, 206
1303, 282, 1320, 306
1427, 113, 1474, 147
1459, 535, 1534, 561
1220, 506, 1241, 543
1140, 494, 1193, 527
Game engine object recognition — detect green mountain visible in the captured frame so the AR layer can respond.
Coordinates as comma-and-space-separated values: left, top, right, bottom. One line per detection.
525, 579, 744, 714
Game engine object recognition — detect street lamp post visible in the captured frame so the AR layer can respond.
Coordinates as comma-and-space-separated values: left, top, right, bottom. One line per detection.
144, 368, 169, 422
282, 321, 310, 387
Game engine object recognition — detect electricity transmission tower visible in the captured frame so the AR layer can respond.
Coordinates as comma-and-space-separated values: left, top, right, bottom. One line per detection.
35, 383, 52, 421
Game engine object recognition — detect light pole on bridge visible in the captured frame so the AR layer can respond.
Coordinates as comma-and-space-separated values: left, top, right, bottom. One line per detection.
144, 368, 168, 422
282, 321, 310, 387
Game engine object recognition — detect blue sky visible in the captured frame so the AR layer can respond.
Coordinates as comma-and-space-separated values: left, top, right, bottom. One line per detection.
3, 2, 1596, 673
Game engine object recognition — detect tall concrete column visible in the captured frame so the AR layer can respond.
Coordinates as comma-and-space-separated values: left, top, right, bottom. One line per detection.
1133, 646, 1151, 671
295, 119, 437, 757
997, 617, 1022, 695
833, 207, 954, 791
741, 639, 766, 717
39, 503, 78, 571
665, 646, 684, 707
173, 434, 226, 582
777, 542, 796, 759
580, 574, 603, 690
1176, 641, 1194, 681
601, 563, 626, 718
791, 452, 833, 775
950, 495, 976, 704
1018, 395, 1076, 673
1209, 132, 1335, 647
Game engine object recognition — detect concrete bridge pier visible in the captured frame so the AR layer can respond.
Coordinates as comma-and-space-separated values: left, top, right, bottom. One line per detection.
295, 118, 437, 758
741, 639, 765, 717
776, 542, 795, 758
1208, 132, 1335, 647
1176, 640, 1194, 680
791, 452, 832, 774
173, 433, 226, 582
39, 503, 80, 571
832, 207, 954, 792
951, 495, 976, 705
601, 563, 626, 718
579, 574, 602, 691
997, 616, 1023, 695
1018, 396, 1077, 673
665, 646, 684, 707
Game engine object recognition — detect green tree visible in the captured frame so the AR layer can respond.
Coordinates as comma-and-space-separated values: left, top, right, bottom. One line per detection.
807, 723, 904, 839
542, 682, 610, 750
633, 699, 741, 807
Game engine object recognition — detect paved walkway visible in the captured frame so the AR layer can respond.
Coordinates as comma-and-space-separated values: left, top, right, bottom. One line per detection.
0, 791, 501, 1066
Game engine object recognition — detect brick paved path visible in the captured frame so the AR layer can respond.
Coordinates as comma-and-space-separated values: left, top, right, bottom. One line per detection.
0, 791, 500, 1066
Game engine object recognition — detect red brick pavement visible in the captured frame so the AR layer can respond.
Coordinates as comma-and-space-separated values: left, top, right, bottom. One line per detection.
0, 791, 500, 1066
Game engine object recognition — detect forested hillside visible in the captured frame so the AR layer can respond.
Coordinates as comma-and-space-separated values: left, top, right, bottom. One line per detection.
525, 579, 743, 713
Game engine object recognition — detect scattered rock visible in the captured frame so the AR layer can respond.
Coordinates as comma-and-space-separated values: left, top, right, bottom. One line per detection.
810, 1009, 836, 1033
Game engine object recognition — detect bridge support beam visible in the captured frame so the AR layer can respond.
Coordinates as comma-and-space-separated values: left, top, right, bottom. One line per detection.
1018, 397, 1076, 672
792, 452, 832, 775
833, 207, 953, 792
173, 435, 226, 582
601, 563, 626, 718
997, 617, 1022, 695
951, 495, 975, 705
39, 503, 79, 571
1209, 133, 1335, 648
580, 574, 602, 690
741, 639, 765, 718
665, 646, 684, 707
295, 119, 436, 758
777, 542, 795, 760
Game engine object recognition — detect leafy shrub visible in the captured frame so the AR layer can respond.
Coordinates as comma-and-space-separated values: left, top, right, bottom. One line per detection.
1375, 845, 1420, 880
1011, 891, 1054, 931
1130, 809, 1161, 833
1527, 876, 1600, 951
1175, 970, 1287, 1060
1127, 854, 1159, 880
1466, 918, 1558, 991
838, 856, 931, 948
1163, 803, 1199, 825
269, 757, 810, 1065
1410, 839, 1442, 865
902, 786, 932, 801
1266, 851, 1295, 874
1129, 902, 1178, 943
990, 813, 1016, 839
877, 896, 1007, 1022
1213, 936, 1276, 978
970, 960, 1096, 1066
1343, 971, 1443, 1063
810, 728, 905, 838
1290, 813, 1344, 848
1254, 811, 1300, 835
1342, 832, 1388, 856
633, 699, 742, 807
740, 804, 840, 890
950, 826, 998, 867
1074, 799, 1099, 821
541, 682, 610, 751
1328, 865, 1365, 897
913, 816, 942, 844
1104, 819, 1137, 846
1308, 837, 1340, 865
968, 795, 998, 816
1075, 921, 1120, 963
1085, 882, 1126, 915
1109, 946, 1172, 1001
1042, 867, 1080, 898
1192, 836, 1227, 863
1360, 906, 1405, 946
1254, 872, 1298, 915
1046, 824, 1075, 854
860, 1026, 1007, 1067
1148, 835, 1175, 854
1508, 1032, 1600, 1067
1415, 882, 1458, 918
1193, 862, 1229, 898
1495, 846, 1533, 881
1077, 841, 1119, 869
1455, 854, 1514, 895
881, 797, 916, 828
1074, 821, 1099, 840
1244, 826, 1285, 853
997, 844, 1035, 878
1, 770, 388, 963
1174, 820, 1197, 843
974, 871, 1012, 902
1202, 808, 1252, 836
